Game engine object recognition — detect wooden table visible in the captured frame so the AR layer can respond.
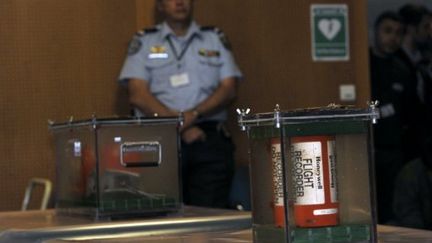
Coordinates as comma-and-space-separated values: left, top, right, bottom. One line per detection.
1, 208, 432, 242
0, 207, 251, 243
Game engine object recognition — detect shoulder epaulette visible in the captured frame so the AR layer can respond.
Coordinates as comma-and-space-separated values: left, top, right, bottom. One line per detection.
135, 27, 159, 37
201, 26, 232, 50
144, 27, 159, 34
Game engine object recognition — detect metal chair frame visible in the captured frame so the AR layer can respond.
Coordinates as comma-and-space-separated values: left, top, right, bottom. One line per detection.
21, 178, 52, 211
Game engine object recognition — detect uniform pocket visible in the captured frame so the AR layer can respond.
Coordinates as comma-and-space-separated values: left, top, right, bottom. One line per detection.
197, 56, 222, 92
145, 57, 175, 94
198, 56, 223, 68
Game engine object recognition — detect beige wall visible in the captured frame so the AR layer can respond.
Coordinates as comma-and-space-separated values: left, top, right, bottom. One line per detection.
0, 0, 140, 211
0, 0, 370, 210
192, 0, 371, 165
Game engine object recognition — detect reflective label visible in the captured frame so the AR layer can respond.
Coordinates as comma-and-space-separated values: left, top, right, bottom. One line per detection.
291, 141, 325, 205
73, 141, 81, 157
271, 141, 284, 206
328, 140, 338, 203
313, 208, 338, 216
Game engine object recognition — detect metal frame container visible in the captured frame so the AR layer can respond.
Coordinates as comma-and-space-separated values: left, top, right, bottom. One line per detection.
237, 104, 379, 243
49, 116, 182, 219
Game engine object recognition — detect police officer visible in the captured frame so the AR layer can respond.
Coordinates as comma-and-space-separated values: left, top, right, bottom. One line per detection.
118, 0, 242, 208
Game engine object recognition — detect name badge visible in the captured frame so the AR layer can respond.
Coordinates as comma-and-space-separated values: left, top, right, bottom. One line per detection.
148, 53, 169, 59
148, 45, 169, 59
170, 73, 190, 88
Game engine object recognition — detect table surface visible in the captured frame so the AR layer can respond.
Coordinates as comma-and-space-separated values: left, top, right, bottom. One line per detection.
1, 209, 432, 243
0, 207, 251, 243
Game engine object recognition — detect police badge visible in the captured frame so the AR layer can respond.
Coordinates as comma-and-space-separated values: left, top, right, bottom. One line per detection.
127, 37, 142, 56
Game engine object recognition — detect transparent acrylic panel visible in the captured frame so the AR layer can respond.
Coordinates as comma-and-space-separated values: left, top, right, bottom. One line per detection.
249, 131, 289, 243
249, 136, 277, 225
336, 134, 373, 225
51, 118, 181, 219
52, 125, 97, 215
96, 123, 180, 217
248, 121, 375, 243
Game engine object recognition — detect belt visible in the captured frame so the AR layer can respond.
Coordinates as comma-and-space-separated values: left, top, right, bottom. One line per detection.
196, 121, 231, 137
196, 121, 222, 132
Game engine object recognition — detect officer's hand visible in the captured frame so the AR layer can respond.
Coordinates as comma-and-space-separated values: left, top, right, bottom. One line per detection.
181, 126, 206, 144
180, 110, 198, 132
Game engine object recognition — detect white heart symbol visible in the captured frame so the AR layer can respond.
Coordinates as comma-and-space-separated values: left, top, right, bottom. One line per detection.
318, 19, 341, 40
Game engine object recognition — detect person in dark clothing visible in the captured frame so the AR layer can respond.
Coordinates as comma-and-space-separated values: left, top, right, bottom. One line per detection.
396, 4, 432, 161
369, 11, 414, 224
414, 10, 432, 136
393, 138, 432, 230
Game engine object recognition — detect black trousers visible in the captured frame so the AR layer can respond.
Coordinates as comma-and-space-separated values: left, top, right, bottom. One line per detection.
181, 122, 235, 208
375, 148, 404, 224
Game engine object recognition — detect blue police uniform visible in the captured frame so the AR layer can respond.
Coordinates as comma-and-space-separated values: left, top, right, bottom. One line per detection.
119, 21, 242, 121
119, 21, 242, 208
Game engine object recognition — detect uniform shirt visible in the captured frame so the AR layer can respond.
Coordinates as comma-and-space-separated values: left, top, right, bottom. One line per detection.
119, 21, 242, 121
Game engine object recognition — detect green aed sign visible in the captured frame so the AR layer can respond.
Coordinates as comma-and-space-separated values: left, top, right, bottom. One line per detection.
311, 4, 349, 61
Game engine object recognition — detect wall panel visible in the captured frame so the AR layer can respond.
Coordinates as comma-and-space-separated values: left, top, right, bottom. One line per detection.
193, 0, 371, 165
0, 0, 142, 211
0, 0, 370, 210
